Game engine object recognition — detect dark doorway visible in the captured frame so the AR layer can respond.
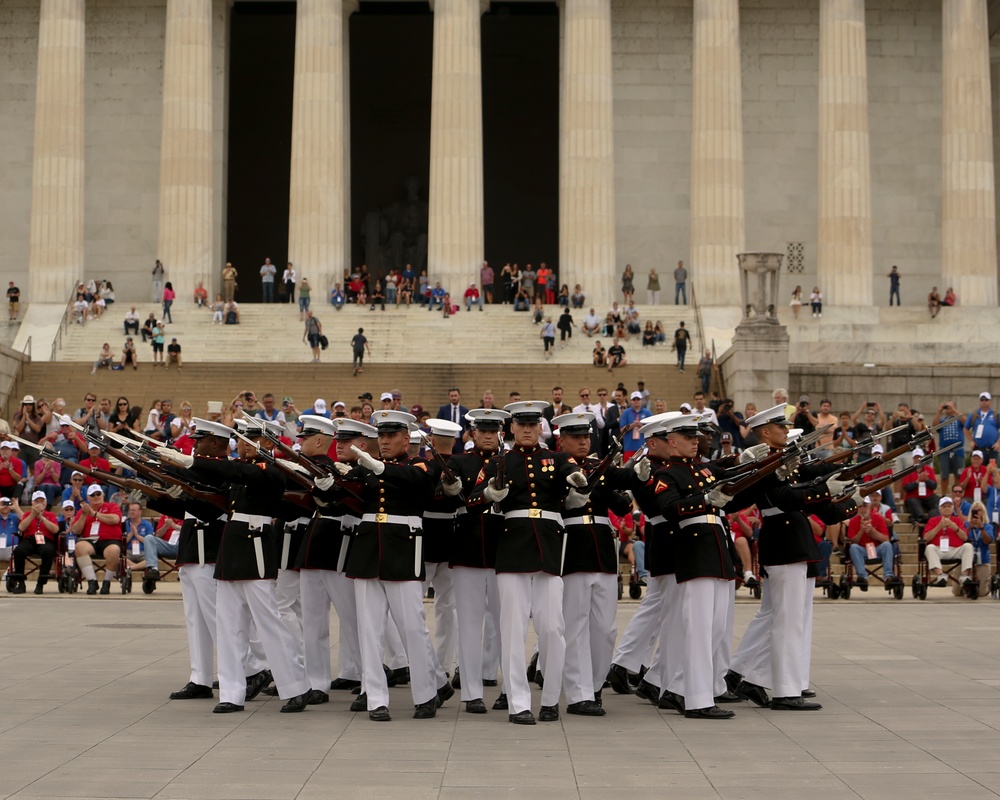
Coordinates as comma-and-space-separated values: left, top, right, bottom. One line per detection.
482, 4, 559, 280
226, 2, 296, 303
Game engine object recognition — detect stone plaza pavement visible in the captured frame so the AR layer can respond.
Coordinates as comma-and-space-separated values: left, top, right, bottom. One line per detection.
0, 589, 998, 800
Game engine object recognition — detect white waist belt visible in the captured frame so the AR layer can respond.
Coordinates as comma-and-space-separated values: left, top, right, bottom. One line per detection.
759, 507, 785, 517
506, 509, 563, 524
184, 512, 228, 523
455, 506, 502, 516
230, 512, 270, 530
289, 516, 311, 528
563, 514, 612, 528
678, 514, 725, 530
423, 511, 456, 520
361, 513, 422, 528
648, 515, 666, 526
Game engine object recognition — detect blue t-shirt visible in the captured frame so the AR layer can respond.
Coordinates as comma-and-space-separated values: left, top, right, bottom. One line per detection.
619, 407, 652, 450
124, 519, 154, 553
965, 408, 999, 449
938, 418, 965, 455
967, 523, 993, 565
0, 513, 19, 547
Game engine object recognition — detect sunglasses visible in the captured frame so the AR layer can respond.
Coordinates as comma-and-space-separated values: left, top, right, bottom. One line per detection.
118, 402, 129, 406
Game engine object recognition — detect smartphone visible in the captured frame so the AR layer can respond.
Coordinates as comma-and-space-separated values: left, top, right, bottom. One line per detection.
991, 459, 997, 468
866, 402, 875, 408
207, 401, 223, 414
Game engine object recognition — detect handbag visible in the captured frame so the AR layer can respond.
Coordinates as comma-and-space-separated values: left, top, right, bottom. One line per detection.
319, 334, 329, 350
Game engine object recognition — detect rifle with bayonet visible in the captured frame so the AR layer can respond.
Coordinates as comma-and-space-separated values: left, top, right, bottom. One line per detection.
713, 430, 826, 496
586, 435, 624, 491
417, 429, 465, 501
860, 442, 960, 498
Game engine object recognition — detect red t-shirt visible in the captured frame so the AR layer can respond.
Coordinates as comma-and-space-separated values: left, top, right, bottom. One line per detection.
79, 457, 112, 486
0, 457, 25, 489
22, 511, 59, 542
727, 511, 753, 540
808, 514, 826, 544
846, 512, 889, 548
959, 465, 992, 498
73, 503, 123, 541
925, 514, 966, 550
903, 466, 938, 501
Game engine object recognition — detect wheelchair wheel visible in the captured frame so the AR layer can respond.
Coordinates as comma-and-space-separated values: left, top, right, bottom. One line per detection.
121, 571, 132, 594
628, 583, 642, 600
57, 576, 67, 594
4, 575, 13, 593
67, 575, 78, 594
911, 575, 922, 599
965, 582, 980, 600
752, 583, 762, 600
892, 582, 904, 600
839, 576, 850, 600
827, 582, 840, 600
617, 580, 623, 601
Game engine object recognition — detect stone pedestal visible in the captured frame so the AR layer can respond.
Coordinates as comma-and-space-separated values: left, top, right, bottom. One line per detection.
427, 0, 487, 294
27, 0, 86, 304
942, 0, 997, 306
559, 0, 616, 304
690, 0, 744, 307
156, 0, 214, 301
719, 323, 790, 408
817, 0, 873, 307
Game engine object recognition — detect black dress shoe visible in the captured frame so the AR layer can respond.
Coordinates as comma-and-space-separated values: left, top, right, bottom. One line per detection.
735, 680, 770, 708
280, 693, 308, 713
628, 666, 646, 688
801, 689, 817, 699
635, 679, 661, 705
857, 578, 869, 592
607, 664, 634, 695
451, 668, 461, 689
144, 567, 160, 581
482, 679, 498, 687
99, 581, 111, 595
33, 581, 44, 595
685, 705, 735, 720
465, 698, 487, 714
534, 671, 544, 689
413, 699, 437, 719
492, 693, 508, 711
526, 651, 539, 682
86, 579, 99, 595
351, 686, 362, 695
566, 700, 606, 716
436, 682, 455, 708
771, 696, 822, 711
350, 692, 367, 712
538, 704, 559, 722
306, 689, 329, 705
213, 702, 244, 714
508, 710, 536, 725
715, 690, 741, 704
329, 678, 361, 691
369, 706, 391, 722
724, 669, 743, 696
384, 666, 410, 687
170, 682, 214, 700
11, 580, 26, 595
245, 669, 273, 701
260, 685, 279, 697
657, 690, 685, 713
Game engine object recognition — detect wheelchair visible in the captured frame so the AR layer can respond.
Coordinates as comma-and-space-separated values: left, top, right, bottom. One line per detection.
911, 538, 979, 600
619, 540, 644, 600
732, 534, 761, 600
837, 539, 904, 600
5, 533, 77, 594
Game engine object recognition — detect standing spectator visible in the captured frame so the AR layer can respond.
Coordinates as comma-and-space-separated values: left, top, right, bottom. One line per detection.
646, 269, 661, 305
298, 278, 311, 320
673, 260, 687, 305
887, 265, 901, 306
166, 338, 183, 370
790, 285, 803, 319
7, 281, 21, 321
283, 262, 297, 303
351, 327, 370, 376
536, 262, 551, 303
965, 391, 998, 464
618, 391, 651, 459
696, 350, 714, 394
928, 286, 941, 318
256, 393, 286, 425
933, 400, 966, 493
330, 283, 345, 310
852, 402, 885, 443
480, 261, 494, 304
152, 259, 165, 302
384, 268, 399, 306
499, 263, 513, 304
540, 317, 556, 357
809, 286, 823, 318
161, 282, 175, 323
222, 261, 238, 301
521, 263, 536, 300
151, 321, 166, 366
546, 264, 557, 304
194, 281, 208, 307
607, 337, 627, 373
123, 306, 140, 336
260, 257, 276, 302
815, 399, 838, 455
303, 311, 323, 363
91, 343, 115, 375
464, 283, 483, 311
673, 320, 691, 371
557, 307, 574, 344
12, 396, 47, 467
571, 284, 585, 309
621, 264, 635, 304
793, 396, 818, 435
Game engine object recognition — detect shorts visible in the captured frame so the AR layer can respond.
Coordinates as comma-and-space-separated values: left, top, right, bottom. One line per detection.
87, 539, 121, 558
938, 448, 965, 480
126, 552, 144, 564
308, 332, 321, 348
152, 341, 164, 353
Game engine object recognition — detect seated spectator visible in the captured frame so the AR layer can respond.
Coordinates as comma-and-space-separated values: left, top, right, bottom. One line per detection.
91, 343, 114, 375
32, 456, 62, 506
143, 513, 181, 581
418, 270, 430, 305
607, 338, 627, 372
79, 444, 112, 495
653, 320, 666, 344
426, 281, 445, 311
370, 279, 386, 311
928, 286, 941, 318
730, 508, 760, 586
808, 513, 833, 583
100, 280, 116, 306
531, 298, 545, 325
123, 501, 153, 571
464, 283, 483, 312
612, 508, 647, 583
557, 284, 569, 307
210, 293, 224, 323
608, 301, 623, 323
966, 500, 993, 593
70, 485, 124, 595
592, 341, 607, 368
170, 401, 195, 440
958, 449, 992, 502
11, 492, 58, 593
347, 275, 364, 303
441, 292, 456, 318
0, 442, 27, 500
224, 300, 240, 324
923, 497, 973, 586
91, 294, 106, 319
194, 281, 209, 307
108, 396, 137, 439
602, 313, 615, 337
121, 337, 138, 370
513, 287, 530, 311
948, 484, 971, 522
73, 295, 89, 324
124, 306, 140, 335
582, 308, 601, 337
166, 338, 183, 370
642, 321, 656, 347
626, 309, 641, 336
0, 496, 20, 561
141, 312, 156, 342
61, 471, 87, 510
571, 284, 585, 309
903, 447, 939, 526
846, 497, 898, 590
942, 287, 957, 307
398, 278, 413, 306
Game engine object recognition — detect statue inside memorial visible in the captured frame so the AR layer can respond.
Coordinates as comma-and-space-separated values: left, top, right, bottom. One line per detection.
361, 176, 429, 276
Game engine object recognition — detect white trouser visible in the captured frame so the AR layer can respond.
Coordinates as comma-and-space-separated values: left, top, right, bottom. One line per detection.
802, 576, 815, 692
731, 574, 773, 685
658, 575, 682, 697
384, 611, 408, 670
675, 578, 733, 710
498, 571, 565, 714
354, 578, 444, 710
179, 565, 216, 687
612, 574, 664, 673
300, 569, 362, 691
765, 562, 808, 698
483, 578, 501, 681
275, 568, 303, 642
562, 572, 618, 705
216, 580, 309, 705
926, 543, 974, 572
423, 561, 457, 676
452, 566, 500, 702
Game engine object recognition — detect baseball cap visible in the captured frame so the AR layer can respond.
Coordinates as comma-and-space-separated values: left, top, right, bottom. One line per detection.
630, 391, 643, 400
313, 399, 327, 413
939, 497, 954, 507
798, 395, 810, 404
62, 500, 75, 509
380, 392, 393, 402
31, 491, 47, 503
981, 392, 992, 401
912, 447, 925, 458
87, 485, 104, 496
281, 396, 293, 404
973, 449, 984, 458
680, 402, 692, 412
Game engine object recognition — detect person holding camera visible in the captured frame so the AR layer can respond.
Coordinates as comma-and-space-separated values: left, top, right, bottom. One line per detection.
933, 400, 967, 493
792, 396, 818, 436
716, 400, 743, 449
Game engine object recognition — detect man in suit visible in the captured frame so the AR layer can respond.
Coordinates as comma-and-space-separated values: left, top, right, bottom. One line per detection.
542, 387, 573, 448
597, 387, 621, 457
573, 387, 606, 456
436, 388, 470, 453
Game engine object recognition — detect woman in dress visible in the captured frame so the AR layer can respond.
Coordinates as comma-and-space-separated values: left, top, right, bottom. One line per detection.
621, 264, 635, 304
790, 285, 803, 319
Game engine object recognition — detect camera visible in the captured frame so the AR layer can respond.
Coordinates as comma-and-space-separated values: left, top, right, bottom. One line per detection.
866, 401, 875, 408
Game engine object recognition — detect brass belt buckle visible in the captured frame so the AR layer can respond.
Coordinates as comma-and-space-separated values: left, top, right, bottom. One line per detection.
582, 515, 594, 525
706, 514, 717, 525
375, 513, 388, 523
528, 509, 542, 519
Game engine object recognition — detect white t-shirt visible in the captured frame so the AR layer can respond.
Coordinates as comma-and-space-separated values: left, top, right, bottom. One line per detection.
583, 313, 600, 329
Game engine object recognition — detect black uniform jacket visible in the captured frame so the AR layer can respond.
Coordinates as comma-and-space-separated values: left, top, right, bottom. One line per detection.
562, 460, 634, 576
187, 455, 287, 581
345, 455, 433, 581
448, 448, 504, 570
423, 460, 459, 564
146, 491, 226, 567
295, 454, 365, 572
470, 445, 581, 576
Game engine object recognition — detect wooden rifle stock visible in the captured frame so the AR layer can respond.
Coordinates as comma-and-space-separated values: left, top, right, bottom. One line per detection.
264, 429, 365, 502
102, 443, 227, 510
586, 438, 624, 491
44, 452, 171, 502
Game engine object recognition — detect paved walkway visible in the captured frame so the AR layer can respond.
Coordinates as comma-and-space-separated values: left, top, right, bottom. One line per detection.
0, 591, 998, 800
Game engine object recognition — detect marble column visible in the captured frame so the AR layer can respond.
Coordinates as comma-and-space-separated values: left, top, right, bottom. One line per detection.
427, 0, 487, 294
28, 0, 86, 304
156, 0, 214, 302
690, 0, 744, 307
559, 0, 616, 304
942, 0, 997, 306
288, 0, 354, 296
817, 0, 873, 307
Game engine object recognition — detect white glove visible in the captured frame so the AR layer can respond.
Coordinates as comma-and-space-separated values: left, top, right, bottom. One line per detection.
483, 478, 509, 503
333, 462, 352, 476
633, 457, 651, 482
825, 476, 854, 497
351, 445, 385, 475
158, 449, 194, 469
850, 485, 864, 504
566, 470, 588, 489
739, 443, 770, 464
565, 488, 589, 509
442, 475, 463, 496
705, 486, 734, 508
314, 474, 335, 492
281, 460, 311, 476
165, 484, 185, 499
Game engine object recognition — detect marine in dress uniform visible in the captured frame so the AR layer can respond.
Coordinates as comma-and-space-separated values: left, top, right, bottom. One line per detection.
158, 419, 310, 713
440, 408, 510, 713
554, 412, 645, 716
343, 410, 453, 721
475, 401, 590, 725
